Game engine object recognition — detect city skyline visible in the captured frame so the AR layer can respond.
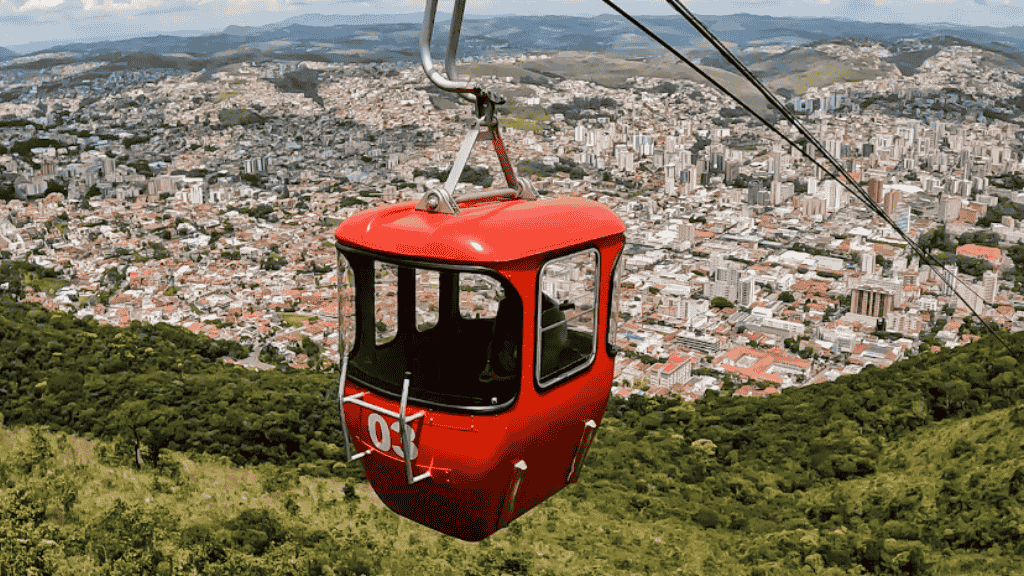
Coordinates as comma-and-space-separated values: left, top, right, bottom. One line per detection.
2, 0, 1023, 54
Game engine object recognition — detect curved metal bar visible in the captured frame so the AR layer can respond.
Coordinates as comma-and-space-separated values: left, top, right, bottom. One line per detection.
445, 0, 476, 103
454, 188, 518, 203
338, 357, 371, 462
420, 0, 474, 94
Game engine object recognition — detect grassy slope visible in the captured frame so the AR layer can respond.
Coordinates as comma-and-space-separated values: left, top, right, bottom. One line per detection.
519, 51, 771, 116
4, 401, 1024, 574
869, 409, 1024, 575
0, 425, 737, 575
746, 47, 889, 95
280, 313, 312, 328
768, 61, 879, 96
771, 406, 1024, 575
461, 62, 552, 85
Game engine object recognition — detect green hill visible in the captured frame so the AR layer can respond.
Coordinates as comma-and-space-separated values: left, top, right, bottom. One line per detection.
520, 51, 772, 117
4, 390, 1024, 574
0, 301, 352, 478
3, 300, 1024, 574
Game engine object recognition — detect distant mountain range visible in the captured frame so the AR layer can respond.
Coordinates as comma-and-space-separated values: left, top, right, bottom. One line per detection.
3, 12, 1024, 107
5, 13, 1024, 65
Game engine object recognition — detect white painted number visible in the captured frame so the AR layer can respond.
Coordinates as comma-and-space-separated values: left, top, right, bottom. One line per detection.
368, 413, 390, 452
366, 413, 418, 460
391, 420, 418, 460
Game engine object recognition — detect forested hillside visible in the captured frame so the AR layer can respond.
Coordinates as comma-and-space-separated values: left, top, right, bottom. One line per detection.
3, 301, 1024, 574
0, 303, 357, 479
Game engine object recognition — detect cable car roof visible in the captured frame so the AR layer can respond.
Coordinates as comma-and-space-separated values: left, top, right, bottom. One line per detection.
335, 196, 625, 264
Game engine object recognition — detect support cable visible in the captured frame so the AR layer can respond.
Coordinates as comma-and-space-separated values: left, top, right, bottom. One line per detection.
599, 0, 1016, 356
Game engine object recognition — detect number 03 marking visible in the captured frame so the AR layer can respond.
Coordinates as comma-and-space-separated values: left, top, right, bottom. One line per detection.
367, 413, 418, 459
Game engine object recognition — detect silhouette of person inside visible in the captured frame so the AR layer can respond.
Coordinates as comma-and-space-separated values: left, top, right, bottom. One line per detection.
479, 295, 521, 383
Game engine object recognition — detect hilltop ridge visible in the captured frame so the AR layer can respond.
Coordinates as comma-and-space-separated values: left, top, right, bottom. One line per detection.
7, 12, 1024, 61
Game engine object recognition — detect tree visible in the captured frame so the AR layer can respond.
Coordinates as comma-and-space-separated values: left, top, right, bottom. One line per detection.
711, 297, 734, 309
954, 254, 992, 278
0, 261, 26, 301
86, 499, 163, 570
241, 173, 263, 186
260, 253, 287, 271
779, 291, 795, 303
919, 226, 957, 254
294, 336, 322, 366
45, 180, 67, 196
958, 230, 1000, 247
0, 181, 15, 202
110, 400, 157, 469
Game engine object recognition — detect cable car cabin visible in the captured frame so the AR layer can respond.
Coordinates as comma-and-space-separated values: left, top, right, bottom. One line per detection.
334, 192, 625, 541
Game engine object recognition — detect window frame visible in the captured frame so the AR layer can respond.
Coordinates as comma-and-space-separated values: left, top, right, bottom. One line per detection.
534, 247, 601, 390
373, 260, 400, 346
336, 242, 523, 414
458, 272, 507, 321
415, 269, 441, 332
607, 248, 624, 358
336, 250, 357, 357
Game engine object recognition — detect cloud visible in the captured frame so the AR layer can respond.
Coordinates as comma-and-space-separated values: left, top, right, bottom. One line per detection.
991, 2, 1023, 15
0, 11, 36, 22
834, 0, 875, 17
731, 0, 788, 7
16, 0, 65, 9
47, 0, 117, 18
138, 2, 198, 15
0, 0, 328, 15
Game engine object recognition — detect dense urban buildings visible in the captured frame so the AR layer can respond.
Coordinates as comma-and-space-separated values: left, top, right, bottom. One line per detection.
2, 41, 1024, 399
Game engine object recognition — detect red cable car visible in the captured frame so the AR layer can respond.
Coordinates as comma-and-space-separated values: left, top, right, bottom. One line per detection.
334, 195, 624, 540
332, 0, 625, 540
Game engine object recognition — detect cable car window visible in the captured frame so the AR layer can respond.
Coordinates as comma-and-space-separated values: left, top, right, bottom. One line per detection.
337, 252, 356, 355
537, 249, 599, 387
338, 247, 522, 413
416, 270, 440, 332
374, 261, 399, 346
607, 251, 624, 356
459, 273, 504, 319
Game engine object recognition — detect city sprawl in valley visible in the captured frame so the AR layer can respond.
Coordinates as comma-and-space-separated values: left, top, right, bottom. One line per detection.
3, 27, 1024, 399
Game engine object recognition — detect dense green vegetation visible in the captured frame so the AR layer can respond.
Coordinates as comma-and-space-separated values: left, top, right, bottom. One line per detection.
711, 296, 735, 309
122, 135, 151, 148
547, 96, 619, 122
503, 117, 545, 132
218, 108, 263, 126
8, 138, 64, 157
929, 252, 993, 278
977, 197, 1024, 228
915, 227, 994, 278
412, 166, 494, 188
517, 157, 585, 180
1, 260, 68, 301
0, 303, 352, 477
4, 300, 1024, 574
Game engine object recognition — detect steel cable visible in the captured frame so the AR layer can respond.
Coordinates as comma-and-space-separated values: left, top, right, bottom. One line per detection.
598, 0, 1016, 356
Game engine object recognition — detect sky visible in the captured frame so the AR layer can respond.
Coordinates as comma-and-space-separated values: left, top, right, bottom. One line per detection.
1, 0, 1022, 53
